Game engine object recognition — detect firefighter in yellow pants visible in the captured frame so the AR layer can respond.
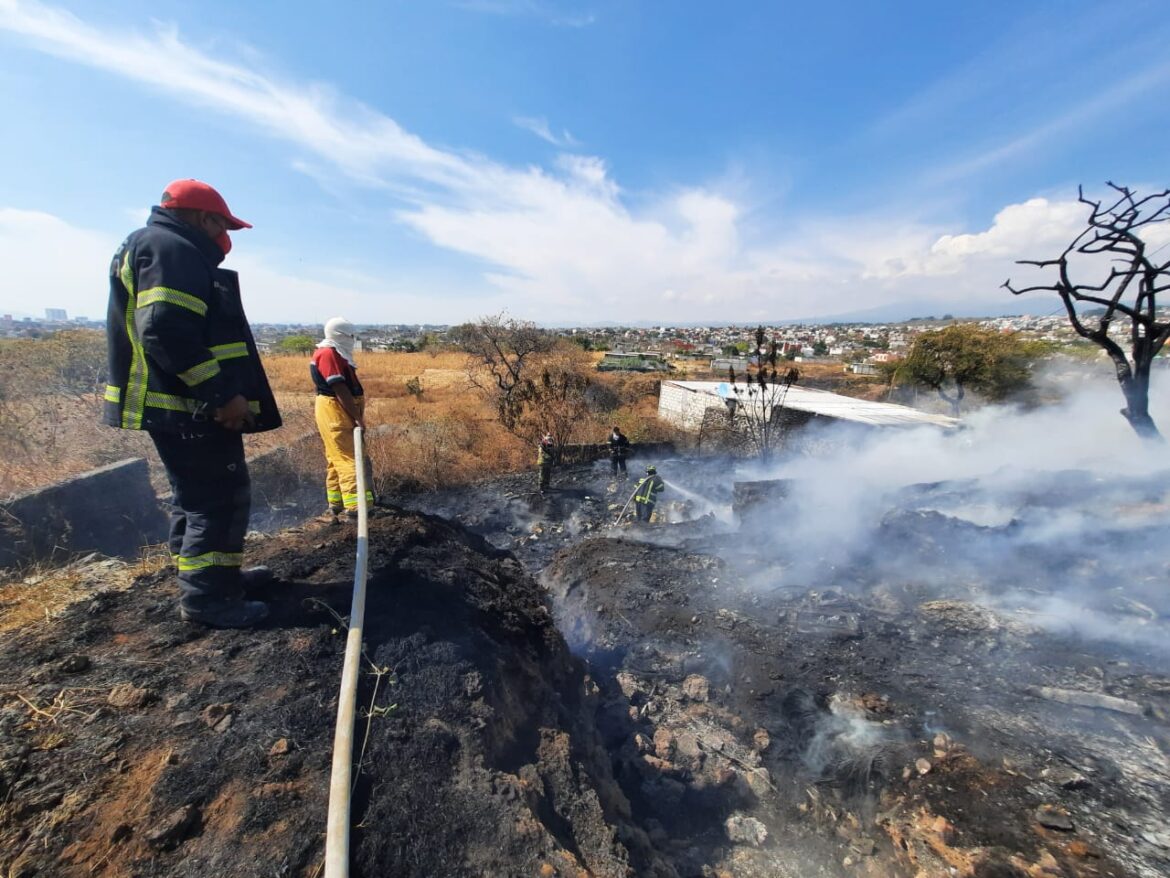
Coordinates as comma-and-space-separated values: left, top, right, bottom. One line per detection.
315, 395, 374, 517
311, 318, 374, 521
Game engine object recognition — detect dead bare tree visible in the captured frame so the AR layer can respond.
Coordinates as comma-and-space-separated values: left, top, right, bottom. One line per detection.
1004, 183, 1170, 440
449, 312, 557, 421
727, 326, 800, 459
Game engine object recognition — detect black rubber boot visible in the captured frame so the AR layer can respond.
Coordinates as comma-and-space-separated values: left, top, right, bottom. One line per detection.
180, 599, 269, 629
241, 566, 275, 587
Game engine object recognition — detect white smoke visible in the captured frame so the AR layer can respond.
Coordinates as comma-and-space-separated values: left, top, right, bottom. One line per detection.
734, 372, 1170, 648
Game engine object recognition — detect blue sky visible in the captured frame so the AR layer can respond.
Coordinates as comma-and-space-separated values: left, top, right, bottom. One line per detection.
1, 0, 1167, 325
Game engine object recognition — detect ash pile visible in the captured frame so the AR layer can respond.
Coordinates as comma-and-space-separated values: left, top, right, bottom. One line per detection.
391, 434, 1170, 877
533, 458, 1170, 878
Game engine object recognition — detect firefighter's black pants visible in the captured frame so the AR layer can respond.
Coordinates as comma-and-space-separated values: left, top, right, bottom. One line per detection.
635, 501, 655, 522
151, 429, 250, 611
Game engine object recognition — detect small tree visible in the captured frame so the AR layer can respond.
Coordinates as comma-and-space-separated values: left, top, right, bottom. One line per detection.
1004, 183, 1170, 441
276, 334, 316, 355
497, 347, 593, 455
897, 324, 1033, 416
451, 315, 595, 453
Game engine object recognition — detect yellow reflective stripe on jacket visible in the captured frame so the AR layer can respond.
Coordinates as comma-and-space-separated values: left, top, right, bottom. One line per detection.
136, 286, 208, 317
109, 384, 263, 417
121, 251, 150, 429
634, 477, 662, 503
177, 358, 221, 387
176, 551, 244, 571
145, 391, 197, 413
210, 342, 249, 361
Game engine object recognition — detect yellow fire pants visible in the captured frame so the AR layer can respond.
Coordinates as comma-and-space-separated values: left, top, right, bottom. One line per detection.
315, 395, 373, 512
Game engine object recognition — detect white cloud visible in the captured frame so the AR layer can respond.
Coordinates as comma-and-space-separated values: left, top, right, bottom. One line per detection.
0, 208, 117, 319
0, 0, 472, 190
0, 1, 1153, 324
514, 115, 580, 147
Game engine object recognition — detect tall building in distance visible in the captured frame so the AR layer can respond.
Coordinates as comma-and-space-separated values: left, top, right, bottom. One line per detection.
45, 308, 68, 321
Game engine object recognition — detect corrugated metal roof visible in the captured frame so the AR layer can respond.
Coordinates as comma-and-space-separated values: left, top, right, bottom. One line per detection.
666, 381, 959, 429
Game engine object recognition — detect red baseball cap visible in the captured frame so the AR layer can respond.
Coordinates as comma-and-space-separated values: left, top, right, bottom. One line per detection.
160, 179, 252, 230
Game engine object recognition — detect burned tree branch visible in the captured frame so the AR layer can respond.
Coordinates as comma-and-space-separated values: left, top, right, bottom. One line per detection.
1004, 182, 1170, 441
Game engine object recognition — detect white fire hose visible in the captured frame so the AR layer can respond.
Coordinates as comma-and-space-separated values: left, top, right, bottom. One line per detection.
324, 425, 370, 878
611, 485, 640, 527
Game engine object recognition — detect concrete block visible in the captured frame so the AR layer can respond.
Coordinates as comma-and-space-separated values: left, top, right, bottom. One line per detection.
0, 458, 166, 568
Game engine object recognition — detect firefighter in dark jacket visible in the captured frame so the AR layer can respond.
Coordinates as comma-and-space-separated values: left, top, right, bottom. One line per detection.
607, 426, 630, 478
103, 179, 282, 628
633, 465, 665, 522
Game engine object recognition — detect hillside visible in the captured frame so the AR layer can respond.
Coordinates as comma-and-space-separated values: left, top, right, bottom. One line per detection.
3, 459, 1169, 877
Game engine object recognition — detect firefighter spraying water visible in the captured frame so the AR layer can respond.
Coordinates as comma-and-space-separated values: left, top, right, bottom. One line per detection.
612, 464, 666, 525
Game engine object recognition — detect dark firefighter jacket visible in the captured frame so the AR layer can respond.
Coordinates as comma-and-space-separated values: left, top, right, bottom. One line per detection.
633, 474, 665, 506
608, 432, 630, 459
103, 207, 281, 434
537, 441, 557, 467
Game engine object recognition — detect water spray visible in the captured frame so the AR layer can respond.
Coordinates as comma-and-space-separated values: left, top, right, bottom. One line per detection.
662, 479, 733, 523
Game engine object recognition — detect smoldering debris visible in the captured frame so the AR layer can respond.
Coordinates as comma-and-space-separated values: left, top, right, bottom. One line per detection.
724, 378, 1170, 649
792, 692, 906, 792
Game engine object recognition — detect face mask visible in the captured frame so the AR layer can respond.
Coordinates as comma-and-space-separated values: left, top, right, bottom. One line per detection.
216, 231, 232, 256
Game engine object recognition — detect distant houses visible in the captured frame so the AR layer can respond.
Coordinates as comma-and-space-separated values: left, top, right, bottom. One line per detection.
597, 351, 671, 372
710, 357, 752, 373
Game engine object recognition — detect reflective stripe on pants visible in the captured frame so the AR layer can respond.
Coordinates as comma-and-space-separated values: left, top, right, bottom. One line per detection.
315, 395, 372, 510
151, 429, 250, 611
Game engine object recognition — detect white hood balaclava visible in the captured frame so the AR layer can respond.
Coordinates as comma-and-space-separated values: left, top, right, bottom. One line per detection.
318, 316, 357, 367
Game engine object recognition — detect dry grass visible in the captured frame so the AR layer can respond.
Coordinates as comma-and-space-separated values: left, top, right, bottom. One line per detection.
0, 394, 158, 497
0, 348, 677, 499
263, 350, 470, 395
268, 350, 679, 491
0, 547, 171, 634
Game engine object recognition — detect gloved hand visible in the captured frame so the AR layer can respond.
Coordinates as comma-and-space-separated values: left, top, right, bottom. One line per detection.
214, 394, 254, 431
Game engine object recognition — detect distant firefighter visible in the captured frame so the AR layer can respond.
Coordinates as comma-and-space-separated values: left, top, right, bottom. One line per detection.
311, 317, 374, 523
608, 425, 630, 478
537, 433, 557, 493
633, 465, 665, 522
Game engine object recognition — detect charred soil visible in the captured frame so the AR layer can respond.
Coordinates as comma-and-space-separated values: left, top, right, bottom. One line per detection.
1, 457, 1169, 878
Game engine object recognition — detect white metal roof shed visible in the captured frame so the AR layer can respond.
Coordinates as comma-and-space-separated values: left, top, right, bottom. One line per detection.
661, 381, 959, 429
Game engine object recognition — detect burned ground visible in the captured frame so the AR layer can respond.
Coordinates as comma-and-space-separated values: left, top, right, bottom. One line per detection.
1, 456, 1169, 877
0, 508, 672, 877
414, 458, 1170, 877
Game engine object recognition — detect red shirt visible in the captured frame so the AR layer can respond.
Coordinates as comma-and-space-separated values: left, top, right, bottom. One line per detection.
310, 346, 364, 397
